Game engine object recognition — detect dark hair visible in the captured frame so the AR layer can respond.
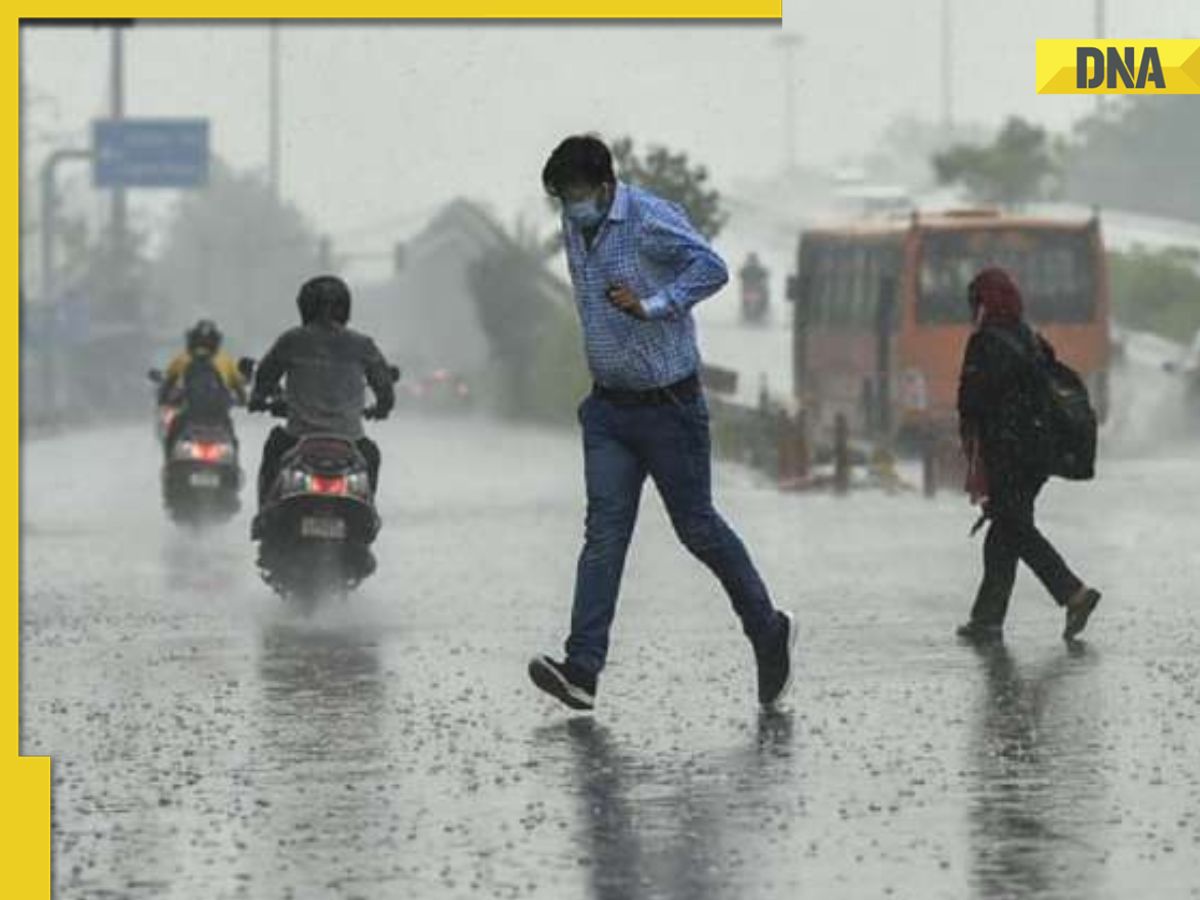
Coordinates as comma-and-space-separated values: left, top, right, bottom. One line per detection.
297, 275, 351, 326
541, 135, 615, 198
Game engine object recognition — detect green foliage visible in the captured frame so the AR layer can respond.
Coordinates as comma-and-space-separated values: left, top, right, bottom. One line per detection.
1108, 246, 1200, 342
525, 305, 591, 423
467, 242, 588, 424
863, 116, 989, 189
611, 137, 728, 239
1064, 97, 1200, 223
933, 117, 1062, 206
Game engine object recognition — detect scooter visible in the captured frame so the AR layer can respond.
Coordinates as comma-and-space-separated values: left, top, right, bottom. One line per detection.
246, 360, 397, 612
148, 369, 243, 524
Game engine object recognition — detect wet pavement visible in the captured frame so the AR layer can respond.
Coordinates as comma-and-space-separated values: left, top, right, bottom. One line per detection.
20, 414, 1200, 899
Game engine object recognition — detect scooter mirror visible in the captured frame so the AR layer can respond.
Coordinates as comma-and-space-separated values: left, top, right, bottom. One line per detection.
147, 368, 164, 384
389, 365, 402, 382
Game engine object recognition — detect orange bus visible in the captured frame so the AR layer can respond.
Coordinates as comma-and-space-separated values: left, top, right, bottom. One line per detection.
786, 210, 1111, 447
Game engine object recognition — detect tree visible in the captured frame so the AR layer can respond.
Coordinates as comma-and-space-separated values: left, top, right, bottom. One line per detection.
1108, 246, 1200, 342
1063, 97, 1200, 223
147, 159, 325, 353
933, 116, 1062, 206
861, 115, 989, 190
611, 137, 728, 239
467, 236, 587, 423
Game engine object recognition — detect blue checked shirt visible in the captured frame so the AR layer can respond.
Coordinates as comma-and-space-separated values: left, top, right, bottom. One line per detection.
561, 182, 728, 390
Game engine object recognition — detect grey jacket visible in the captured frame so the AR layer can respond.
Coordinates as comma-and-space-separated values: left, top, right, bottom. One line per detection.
253, 322, 394, 439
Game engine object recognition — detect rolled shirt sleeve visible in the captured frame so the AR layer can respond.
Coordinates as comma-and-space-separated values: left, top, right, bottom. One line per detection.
638, 205, 729, 321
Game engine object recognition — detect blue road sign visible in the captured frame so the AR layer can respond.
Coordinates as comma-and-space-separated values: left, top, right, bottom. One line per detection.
93, 118, 209, 189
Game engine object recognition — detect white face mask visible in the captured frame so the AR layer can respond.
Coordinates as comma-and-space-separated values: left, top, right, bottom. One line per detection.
564, 197, 605, 228
562, 184, 610, 228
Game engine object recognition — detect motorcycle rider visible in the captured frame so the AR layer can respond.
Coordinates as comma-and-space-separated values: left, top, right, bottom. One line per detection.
159, 319, 246, 451
739, 252, 770, 322
249, 275, 395, 536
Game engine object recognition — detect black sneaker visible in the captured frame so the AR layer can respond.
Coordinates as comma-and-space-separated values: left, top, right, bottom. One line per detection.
956, 621, 1004, 644
756, 610, 798, 708
1063, 587, 1101, 641
528, 655, 596, 711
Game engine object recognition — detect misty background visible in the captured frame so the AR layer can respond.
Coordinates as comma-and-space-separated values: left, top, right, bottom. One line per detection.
19, 3, 1200, 429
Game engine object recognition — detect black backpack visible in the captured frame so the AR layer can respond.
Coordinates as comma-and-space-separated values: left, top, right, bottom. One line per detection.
986, 326, 1098, 481
182, 355, 233, 422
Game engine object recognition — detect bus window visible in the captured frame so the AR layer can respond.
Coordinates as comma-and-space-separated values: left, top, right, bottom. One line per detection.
868, 243, 902, 333
833, 243, 854, 326
850, 245, 870, 327
811, 244, 830, 326
917, 229, 1096, 325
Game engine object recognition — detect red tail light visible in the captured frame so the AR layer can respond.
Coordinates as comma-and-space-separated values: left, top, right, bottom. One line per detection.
310, 475, 347, 495
191, 442, 227, 462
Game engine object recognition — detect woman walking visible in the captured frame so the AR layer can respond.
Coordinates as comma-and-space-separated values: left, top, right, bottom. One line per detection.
956, 267, 1101, 643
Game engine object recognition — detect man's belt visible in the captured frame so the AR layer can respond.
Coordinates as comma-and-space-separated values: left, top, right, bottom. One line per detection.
593, 373, 701, 406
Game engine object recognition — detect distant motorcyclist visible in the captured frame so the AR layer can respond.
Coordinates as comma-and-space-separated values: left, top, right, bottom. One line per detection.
739, 252, 770, 323
249, 275, 395, 529
160, 319, 246, 449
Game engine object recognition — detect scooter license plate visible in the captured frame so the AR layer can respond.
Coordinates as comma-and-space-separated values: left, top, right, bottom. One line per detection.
189, 471, 222, 488
301, 516, 346, 540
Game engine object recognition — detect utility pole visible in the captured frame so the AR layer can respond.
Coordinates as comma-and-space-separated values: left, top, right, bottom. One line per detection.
40, 149, 94, 313
110, 26, 127, 261
1094, 0, 1106, 113
774, 33, 803, 174
268, 21, 281, 200
19, 24, 27, 299
940, 0, 954, 137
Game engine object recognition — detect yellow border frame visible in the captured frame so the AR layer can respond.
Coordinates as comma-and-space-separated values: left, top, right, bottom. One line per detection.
11, 19, 49, 900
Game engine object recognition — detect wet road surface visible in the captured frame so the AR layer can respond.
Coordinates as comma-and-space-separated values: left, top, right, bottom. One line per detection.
21, 414, 1200, 899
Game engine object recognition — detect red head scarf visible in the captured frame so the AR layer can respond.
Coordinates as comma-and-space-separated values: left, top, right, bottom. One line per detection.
968, 267, 1024, 327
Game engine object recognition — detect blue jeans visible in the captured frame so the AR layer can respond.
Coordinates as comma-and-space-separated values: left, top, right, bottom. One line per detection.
566, 391, 780, 675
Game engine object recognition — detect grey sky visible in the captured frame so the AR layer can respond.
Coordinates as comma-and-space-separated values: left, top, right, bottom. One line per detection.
23, 1, 1200, 274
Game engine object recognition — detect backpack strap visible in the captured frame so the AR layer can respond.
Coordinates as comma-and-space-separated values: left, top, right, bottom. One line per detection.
982, 324, 1047, 369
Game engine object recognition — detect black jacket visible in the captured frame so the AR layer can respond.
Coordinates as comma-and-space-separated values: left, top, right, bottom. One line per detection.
957, 322, 1055, 490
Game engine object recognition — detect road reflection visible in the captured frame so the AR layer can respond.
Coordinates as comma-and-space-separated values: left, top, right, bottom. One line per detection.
536, 710, 797, 900
967, 642, 1107, 900
159, 526, 242, 596
250, 619, 393, 890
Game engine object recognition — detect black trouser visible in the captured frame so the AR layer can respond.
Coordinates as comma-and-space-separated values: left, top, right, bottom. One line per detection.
968, 473, 1083, 627
257, 426, 381, 508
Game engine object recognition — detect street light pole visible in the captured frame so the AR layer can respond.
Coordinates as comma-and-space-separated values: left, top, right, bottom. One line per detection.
774, 33, 803, 174
40, 149, 94, 308
268, 21, 281, 200
19, 24, 28, 299
941, 0, 954, 136
1094, 0, 1106, 113
110, 26, 127, 257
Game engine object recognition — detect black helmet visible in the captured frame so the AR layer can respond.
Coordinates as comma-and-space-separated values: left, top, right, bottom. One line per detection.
297, 275, 351, 326
186, 319, 221, 354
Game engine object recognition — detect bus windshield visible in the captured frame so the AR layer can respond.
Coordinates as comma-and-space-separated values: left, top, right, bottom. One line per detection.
918, 228, 1096, 325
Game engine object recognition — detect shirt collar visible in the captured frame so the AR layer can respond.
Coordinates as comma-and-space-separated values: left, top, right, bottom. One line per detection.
607, 182, 630, 223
